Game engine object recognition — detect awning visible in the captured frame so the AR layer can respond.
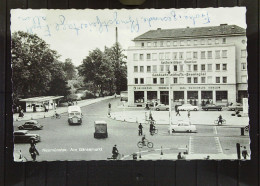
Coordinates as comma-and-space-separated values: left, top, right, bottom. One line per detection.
19, 96, 64, 102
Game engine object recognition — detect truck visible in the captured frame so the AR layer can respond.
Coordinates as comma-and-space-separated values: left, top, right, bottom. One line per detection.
120, 91, 128, 101
68, 106, 82, 125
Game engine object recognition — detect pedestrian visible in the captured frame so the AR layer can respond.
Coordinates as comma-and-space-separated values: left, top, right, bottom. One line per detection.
187, 110, 190, 118
29, 143, 39, 161
242, 146, 249, 159
218, 115, 223, 125
114, 93, 117, 98
108, 103, 111, 109
138, 123, 143, 136
176, 108, 181, 116
149, 122, 154, 135
177, 152, 182, 160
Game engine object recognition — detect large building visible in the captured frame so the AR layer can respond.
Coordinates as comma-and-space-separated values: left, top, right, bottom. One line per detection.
127, 24, 247, 107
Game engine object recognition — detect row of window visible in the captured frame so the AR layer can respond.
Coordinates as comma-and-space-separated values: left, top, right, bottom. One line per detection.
133, 63, 228, 73
134, 76, 228, 84
140, 38, 227, 48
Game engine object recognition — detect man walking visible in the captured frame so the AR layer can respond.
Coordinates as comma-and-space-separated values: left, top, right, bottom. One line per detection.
242, 146, 249, 159
176, 108, 181, 116
138, 123, 143, 136
108, 103, 111, 116
187, 110, 190, 118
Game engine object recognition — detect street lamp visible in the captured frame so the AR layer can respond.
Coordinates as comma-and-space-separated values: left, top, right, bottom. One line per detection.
168, 70, 172, 134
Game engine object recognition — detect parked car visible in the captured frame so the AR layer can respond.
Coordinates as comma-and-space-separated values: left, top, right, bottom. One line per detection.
13, 130, 41, 144
155, 104, 169, 111
202, 104, 222, 111
169, 121, 197, 133
94, 121, 108, 138
178, 104, 199, 111
228, 103, 243, 111
18, 120, 43, 130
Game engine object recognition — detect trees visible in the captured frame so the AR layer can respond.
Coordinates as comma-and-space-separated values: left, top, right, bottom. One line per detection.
62, 58, 76, 80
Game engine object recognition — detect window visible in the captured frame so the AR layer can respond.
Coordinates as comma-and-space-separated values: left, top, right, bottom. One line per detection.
208, 39, 212, 45
133, 53, 138, 61
222, 64, 227, 71
166, 65, 170, 72
241, 63, 247, 70
141, 42, 144, 47
215, 50, 220, 59
160, 65, 164, 72
201, 51, 206, 59
147, 66, 151, 72
134, 66, 138, 72
146, 53, 151, 60
207, 51, 212, 59
134, 78, 138, 84
179, 52, 184, 60
160, 78, 164, 84
241, 50, 247, 58
140, 78, 144, 84
193, 52, 198, 59
241, 76, 247, 83
140, 66, 144, 72
216, 77, 220, 83
173, 52, 178, 60
208, 64, 212, 71
160, 41, 164, 47
165, 52, 170, 60
153, 42, 157, 47
201, 64, 205, 71
153, 78, 157, 84
222, 50, 227, 58
173, 78, 178, 84
173, 41, 177, 46
174, 65, 178, 71
187, 40, 191, 46
159, 53, 164, 60
180, 65, 184, 71
222, 38, 226, 44
180, 40, 185, 46
147, 42, 151, 47
194, 40, 198, 45
201, 39, 205, 45
152, 53, 157, 60
186, 52, 191, 59
193, 65, 198, 71
187, 64, 191, 71
140, 54, 144, 60
201, 77, 206, 83
167, 41, 171, 47
207, 76, 212, 83
152, 65, 157, 72
223, 77, 227, 83
187, 77, 191, 83
194, 77, 198, 83
215, 39, 219, 44
216, 64, 220, 71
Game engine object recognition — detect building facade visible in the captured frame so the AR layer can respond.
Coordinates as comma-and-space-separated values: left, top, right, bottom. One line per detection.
127, 24, 247, 107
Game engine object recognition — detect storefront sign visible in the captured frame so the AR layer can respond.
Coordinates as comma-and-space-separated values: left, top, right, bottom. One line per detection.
133, 86, 152, 90
152, 72, 206, 77
133, 86, 222, 91
160, 60, 197, 64
180, 86, 221, 90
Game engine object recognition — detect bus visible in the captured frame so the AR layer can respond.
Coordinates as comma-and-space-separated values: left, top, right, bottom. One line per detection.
68, 106, 82, 125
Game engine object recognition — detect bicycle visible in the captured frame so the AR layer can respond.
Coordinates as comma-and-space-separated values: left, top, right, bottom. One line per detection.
51, 114, 61, 119
107, 153, 122, 160
137, 140, 153, 148
214, 119, 226, 125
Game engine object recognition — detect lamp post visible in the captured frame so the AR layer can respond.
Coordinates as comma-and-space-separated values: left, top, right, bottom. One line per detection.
168, 70, 172, 134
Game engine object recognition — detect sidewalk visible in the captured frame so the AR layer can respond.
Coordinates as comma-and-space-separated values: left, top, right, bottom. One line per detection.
110, 109, 249, 126
13, 96, 114, 121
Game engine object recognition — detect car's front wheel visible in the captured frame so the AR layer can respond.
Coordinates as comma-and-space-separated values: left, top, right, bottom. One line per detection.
156, 108, 160, 111
18, 126, 23, 130
218, 108, 222, 111
166, 108, 169, 111
193, 108, 197, 111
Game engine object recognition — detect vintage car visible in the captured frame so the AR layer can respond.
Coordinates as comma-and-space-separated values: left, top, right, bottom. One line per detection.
178, 104, 199, 111
94, 121, 108, 138
18, 120, 43, 130
169, 121, 197, 133
228, 103, 243, 111
68, 106, 82, 125
202, 104, 222, 111
155, 104, 169, 111
13, 130, 41, 144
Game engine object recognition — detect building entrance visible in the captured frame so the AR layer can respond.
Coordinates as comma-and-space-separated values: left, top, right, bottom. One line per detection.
187, 91, 198, 106
160, 91, 169, 105
238, 90, 248, 103
201, 91, 213, 106
134, 91, 144, 103
173, 91, 184, 105
216, 91, 228, 105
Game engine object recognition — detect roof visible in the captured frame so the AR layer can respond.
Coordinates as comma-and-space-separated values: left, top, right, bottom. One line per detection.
94, 121, 107, 124
68, 106, 81, 112
134, 24, 246, 41
19, 96, 64, 102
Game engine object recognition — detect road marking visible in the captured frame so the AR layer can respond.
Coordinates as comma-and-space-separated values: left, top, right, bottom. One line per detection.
189, 136, 194, 154
213, 126, 218, 135
214, 137, 223, 154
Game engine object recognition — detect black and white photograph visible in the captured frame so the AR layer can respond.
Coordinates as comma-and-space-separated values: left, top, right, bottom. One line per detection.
11, 7, 250, 161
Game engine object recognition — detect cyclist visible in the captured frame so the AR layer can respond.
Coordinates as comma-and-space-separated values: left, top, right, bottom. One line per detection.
112, 145, 119, 159
54, 110, 60, 118
218, 115, 223, 125
142, 135, 147, 146
150, 122, 155, 135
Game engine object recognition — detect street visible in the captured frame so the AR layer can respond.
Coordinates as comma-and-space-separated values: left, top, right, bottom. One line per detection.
13, 98, 250, 161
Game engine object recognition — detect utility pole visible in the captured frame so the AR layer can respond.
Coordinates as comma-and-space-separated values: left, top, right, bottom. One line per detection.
168, 70, 172, 134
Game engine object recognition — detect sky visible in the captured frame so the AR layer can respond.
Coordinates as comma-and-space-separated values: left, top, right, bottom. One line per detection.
11, 7, 246, 67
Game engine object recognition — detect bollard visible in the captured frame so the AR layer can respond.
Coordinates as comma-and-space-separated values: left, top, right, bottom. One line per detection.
241, 128, 245, 136
160, 146, 163, 155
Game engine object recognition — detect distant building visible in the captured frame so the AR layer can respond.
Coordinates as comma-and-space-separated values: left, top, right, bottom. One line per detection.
127, 24, 247, 107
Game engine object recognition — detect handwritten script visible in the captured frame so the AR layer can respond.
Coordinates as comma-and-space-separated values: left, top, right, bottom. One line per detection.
17, 10, 211, 36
